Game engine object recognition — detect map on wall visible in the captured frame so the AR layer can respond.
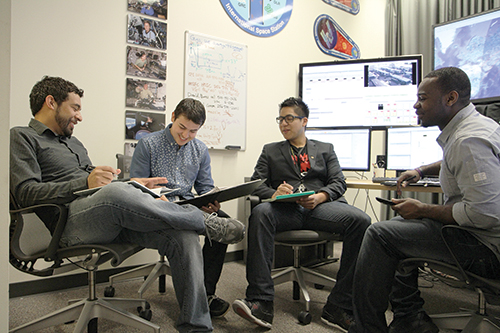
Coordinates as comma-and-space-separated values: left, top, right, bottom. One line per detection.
313, 14, 360, 59
322, 0, 359, 15
219, 0, 293, 37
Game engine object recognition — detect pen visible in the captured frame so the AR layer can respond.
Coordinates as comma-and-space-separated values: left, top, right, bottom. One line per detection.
155, 183, 169, 186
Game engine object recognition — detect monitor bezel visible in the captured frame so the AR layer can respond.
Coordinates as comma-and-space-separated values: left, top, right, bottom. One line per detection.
384, 125, 442, 173
306, 126, 372, 172
299, 54, 423, 130
432, 7, 500, 105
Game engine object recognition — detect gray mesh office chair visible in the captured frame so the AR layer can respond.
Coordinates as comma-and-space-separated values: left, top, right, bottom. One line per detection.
398, 225, 500, 332
9, 192, 160, 333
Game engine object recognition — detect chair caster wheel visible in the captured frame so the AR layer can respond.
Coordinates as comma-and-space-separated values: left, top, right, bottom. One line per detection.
137, 301, 151, 313
138, 308, 153, 321
298, 311, 312, 325
104, 286, 115, 297
314, 283, 325, 289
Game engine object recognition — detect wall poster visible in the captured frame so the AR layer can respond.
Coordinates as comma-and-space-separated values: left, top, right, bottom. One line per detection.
220, 0, 293, 37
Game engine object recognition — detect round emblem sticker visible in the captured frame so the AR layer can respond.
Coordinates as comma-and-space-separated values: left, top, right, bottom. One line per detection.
220, 0, 293, 37
314, 14, 360, 59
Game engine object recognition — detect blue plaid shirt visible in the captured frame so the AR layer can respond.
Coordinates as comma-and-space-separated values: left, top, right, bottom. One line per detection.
130, 124, 214, 201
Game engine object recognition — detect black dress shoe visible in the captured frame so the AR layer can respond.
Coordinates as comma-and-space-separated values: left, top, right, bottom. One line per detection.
389, 311, 439, 333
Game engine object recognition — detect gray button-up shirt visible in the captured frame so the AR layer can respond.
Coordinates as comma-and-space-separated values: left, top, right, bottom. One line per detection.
438, 103, 500, 256
10, 118, 91, 208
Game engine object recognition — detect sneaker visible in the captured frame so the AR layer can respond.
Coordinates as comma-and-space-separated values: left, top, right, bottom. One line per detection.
232, 299, 273, 329
203, 212, 245, 244
321, 303, 355, 332
208, 295, 230, 318
388, 311, 439, 333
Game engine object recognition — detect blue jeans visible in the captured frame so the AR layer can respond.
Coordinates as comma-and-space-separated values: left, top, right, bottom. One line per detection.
349, 216, 500, 333
60, 182, 212, 333
245, 200, 371, 312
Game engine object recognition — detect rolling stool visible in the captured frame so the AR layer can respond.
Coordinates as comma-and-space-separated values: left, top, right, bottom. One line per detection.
271, 230, 339, 324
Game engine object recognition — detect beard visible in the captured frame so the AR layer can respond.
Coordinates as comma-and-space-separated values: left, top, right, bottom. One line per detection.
55, 107, 74, 137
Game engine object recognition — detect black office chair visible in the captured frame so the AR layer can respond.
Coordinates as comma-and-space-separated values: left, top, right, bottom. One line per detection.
247, 195, 340, 325
9, 193, 160, 333
104, 154, 171, 299
398, 225, 500, 332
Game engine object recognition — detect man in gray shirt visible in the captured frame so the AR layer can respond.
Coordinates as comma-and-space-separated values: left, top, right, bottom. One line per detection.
349, 67, 500, 333
10, 76, 245, 333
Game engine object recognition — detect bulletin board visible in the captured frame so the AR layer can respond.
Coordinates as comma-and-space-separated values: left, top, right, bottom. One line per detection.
184, 31, 247, 150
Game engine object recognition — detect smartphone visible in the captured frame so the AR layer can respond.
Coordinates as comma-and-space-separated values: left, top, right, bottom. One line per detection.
376, 197, 396, 206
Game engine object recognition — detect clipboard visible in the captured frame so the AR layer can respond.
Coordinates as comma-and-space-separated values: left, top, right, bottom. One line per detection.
262, 191, 315, 203
175, 179, 266, 208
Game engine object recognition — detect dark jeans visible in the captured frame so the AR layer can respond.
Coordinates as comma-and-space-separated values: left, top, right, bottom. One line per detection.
350, 217, 500, 333
245, 200, 371, 312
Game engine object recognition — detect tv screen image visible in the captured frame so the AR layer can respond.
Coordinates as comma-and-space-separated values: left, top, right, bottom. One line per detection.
299, 55, 422, 129
434, 8, 500, 104
385, 126, 442, 172
306, 128, 371, 171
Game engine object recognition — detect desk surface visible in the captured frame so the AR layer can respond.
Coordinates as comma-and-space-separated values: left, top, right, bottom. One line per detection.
346, 179, 443, 193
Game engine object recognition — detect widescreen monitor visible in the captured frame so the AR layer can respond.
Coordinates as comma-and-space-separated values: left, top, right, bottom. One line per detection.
386, 126, 442, 172
299, 55, 422, 129
306, 128, 371, 171
433, 7, 500, 104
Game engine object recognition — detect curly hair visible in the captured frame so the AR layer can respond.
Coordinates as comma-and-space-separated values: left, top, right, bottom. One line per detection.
30, 76, 84, 116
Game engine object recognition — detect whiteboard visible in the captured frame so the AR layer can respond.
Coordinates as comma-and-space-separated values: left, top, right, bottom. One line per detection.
184, 31, 247, 150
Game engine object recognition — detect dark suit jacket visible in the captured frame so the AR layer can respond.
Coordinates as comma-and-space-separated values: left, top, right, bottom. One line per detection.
250, 138, 347, 203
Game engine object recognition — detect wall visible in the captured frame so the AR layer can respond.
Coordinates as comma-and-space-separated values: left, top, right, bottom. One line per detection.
9, 0, 386, 284
1, 0, 11, 329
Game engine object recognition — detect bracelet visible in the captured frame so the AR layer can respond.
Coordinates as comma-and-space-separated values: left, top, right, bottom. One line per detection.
415, 168, 424, 178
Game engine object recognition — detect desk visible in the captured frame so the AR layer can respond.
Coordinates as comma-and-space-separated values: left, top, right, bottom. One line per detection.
346, 179, 443, 193
346, 179, 443, 221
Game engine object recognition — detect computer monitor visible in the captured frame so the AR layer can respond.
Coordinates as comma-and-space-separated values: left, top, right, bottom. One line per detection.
386, 126, 442, 172
306, 127, 371, 171
433, 7, 500, 104
299, 55, 422, 129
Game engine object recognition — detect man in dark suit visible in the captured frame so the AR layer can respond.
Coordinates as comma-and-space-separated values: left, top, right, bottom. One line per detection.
232, 97, 371, 331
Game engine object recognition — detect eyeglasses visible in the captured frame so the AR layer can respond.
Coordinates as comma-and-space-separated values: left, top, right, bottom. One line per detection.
276, 115, 305, 124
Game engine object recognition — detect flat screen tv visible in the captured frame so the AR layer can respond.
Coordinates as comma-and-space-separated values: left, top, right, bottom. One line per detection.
299, 55, 422, 129
433, 7, 500, 104
385, 126, 442, 172
306, 127, 371, 172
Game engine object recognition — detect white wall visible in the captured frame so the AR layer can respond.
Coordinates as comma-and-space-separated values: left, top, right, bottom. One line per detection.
2, 0, 11, 330
9, 0, 386, 285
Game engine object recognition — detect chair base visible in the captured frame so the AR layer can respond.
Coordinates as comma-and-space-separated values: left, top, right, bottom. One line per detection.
10, 297, 160, 333
272, 266, 336, 312
431, 310, 500, 333
108, 259, 171, 298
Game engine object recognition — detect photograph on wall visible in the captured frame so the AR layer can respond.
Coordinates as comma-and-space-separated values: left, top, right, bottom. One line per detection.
322, 0, 359, 15
125, 110, 166, 140
128, 0, 168, 19
314, 14, 360, 59
127, 14, 167, 50
127, 46, 166, 80
126, 78, 166, 111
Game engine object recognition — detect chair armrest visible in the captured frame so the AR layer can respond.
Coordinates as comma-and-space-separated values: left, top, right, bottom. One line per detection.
247, 195, 261, 209
10, 203, 68, 262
